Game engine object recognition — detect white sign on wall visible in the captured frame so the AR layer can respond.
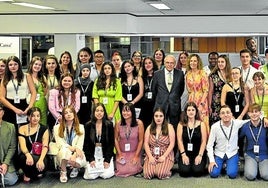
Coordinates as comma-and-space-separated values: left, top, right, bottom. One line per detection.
0, 36, 20, 59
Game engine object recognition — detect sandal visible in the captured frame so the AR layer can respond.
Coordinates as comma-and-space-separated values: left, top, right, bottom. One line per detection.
70, 168, 79, 178
60, 171, 68, 183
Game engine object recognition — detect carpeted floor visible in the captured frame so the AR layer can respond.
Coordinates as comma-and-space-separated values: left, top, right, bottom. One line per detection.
12, 165, 267, 188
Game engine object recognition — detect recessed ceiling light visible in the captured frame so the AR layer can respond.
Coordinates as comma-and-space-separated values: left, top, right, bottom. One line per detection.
150, 3, 171, 10
12, 2, 55, 10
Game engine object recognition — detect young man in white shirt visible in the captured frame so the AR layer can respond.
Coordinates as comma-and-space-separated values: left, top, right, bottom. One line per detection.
207, 105, 248, 179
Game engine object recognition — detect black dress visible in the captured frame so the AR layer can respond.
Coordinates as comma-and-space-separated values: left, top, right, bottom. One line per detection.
178, 125, 206, 177
139, 76, 155, 129
75, 78, 94, 125
226, 88, 245, 119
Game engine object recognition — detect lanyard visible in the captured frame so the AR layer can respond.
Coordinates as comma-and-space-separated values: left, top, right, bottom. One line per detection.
249, 119, 263, 144
127, 78, 134, 93
96, 132, 101, 143
28, 124, 40, 144
124, 126, 132, 140
78, 77, 91, 95
49, 75, 56, 88
146, 77, 153, 91
11, 79, 19, 95
243, 66, 251, 84
187, 121, 196, 143
220, 120, 233, 142
256, 88, 265, 108
230, 83, 241, 104
66, 127, 73, 145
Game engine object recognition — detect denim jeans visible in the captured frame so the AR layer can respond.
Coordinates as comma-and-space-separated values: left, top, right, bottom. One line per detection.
210, 154, 239, 179
244, 154, 268, 181
2, 172, 18, 186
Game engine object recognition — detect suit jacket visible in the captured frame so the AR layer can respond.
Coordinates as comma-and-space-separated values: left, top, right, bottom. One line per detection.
152, 68, 184, 117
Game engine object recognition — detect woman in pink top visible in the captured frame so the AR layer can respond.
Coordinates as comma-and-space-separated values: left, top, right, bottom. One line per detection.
48, 73, 80, 124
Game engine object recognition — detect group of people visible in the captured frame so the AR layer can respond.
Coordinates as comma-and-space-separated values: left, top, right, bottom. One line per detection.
0, 40, 268, 186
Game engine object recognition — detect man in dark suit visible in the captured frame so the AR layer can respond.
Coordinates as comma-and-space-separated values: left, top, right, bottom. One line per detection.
152, 55, 184, 129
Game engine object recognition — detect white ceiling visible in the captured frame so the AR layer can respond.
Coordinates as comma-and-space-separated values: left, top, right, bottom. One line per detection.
1, 0, 268, 16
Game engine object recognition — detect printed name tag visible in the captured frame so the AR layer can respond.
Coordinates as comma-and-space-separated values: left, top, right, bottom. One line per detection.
235, 105, 239, 112
103, 97, 108, 104
147, 92, 152, 99
14, 95, 20, 104
187, 143, 193, 151
127, 94, 132, 101
154, 146, 160, 155
82, 96, 87, 103
125, 143, 130, 151
254, 145, 259, 154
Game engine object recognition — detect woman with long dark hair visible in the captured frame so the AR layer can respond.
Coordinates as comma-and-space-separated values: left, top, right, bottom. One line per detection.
18, 107, 49, 183
0, 56, 36, 128
83, 103, 114, 179
114, 103, 144, 177
177, 102, 207, 177
92, 62, 122, 123
143, 107, 175, 179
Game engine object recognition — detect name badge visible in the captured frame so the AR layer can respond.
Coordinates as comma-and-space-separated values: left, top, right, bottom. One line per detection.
125, 143, 130, 151
14, 95, 20, 104
127, 94, 132, 101
147, 92, 152, 99
187, 143, 193, 151
103, 97, 108, 105
36, 93, 40, 101
82, 96, 87, 103
254, 145, 259, 154
154, 146, 160, 155
235, 105, 240, 112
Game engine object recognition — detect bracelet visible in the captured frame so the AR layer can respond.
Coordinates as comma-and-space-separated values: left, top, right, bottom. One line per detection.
180, 151, 185, 155
24, 151, 29, 155
198, 153, 203, 157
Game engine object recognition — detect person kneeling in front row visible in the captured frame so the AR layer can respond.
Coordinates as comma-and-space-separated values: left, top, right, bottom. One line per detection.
207, 105, 248, 179
83, 103, 115, 179
240, 103, 268, 181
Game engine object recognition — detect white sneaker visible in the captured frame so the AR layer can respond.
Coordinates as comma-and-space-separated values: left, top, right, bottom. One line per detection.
70, 168, 79, 178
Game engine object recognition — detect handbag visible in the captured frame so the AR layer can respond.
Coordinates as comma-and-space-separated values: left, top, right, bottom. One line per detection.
31, 142, 43, 155
29, 124, 42, 155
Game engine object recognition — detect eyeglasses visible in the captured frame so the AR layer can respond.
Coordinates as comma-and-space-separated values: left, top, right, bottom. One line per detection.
133, 55, 141, 58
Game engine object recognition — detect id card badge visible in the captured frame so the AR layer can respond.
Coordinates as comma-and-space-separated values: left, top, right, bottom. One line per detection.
260, 111, 264, 119
147, 92, 152, 99
103, 97, 108, 105
127, 94, 132, 101
125, 143, 130, 151
235, 105, 240, 112
82, 96, 87, 103
14, 95, 20, 104
36, 93, 40, 101
254, 145, 260, 154
154, 146, 160, 155
187, 143, 193, 151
